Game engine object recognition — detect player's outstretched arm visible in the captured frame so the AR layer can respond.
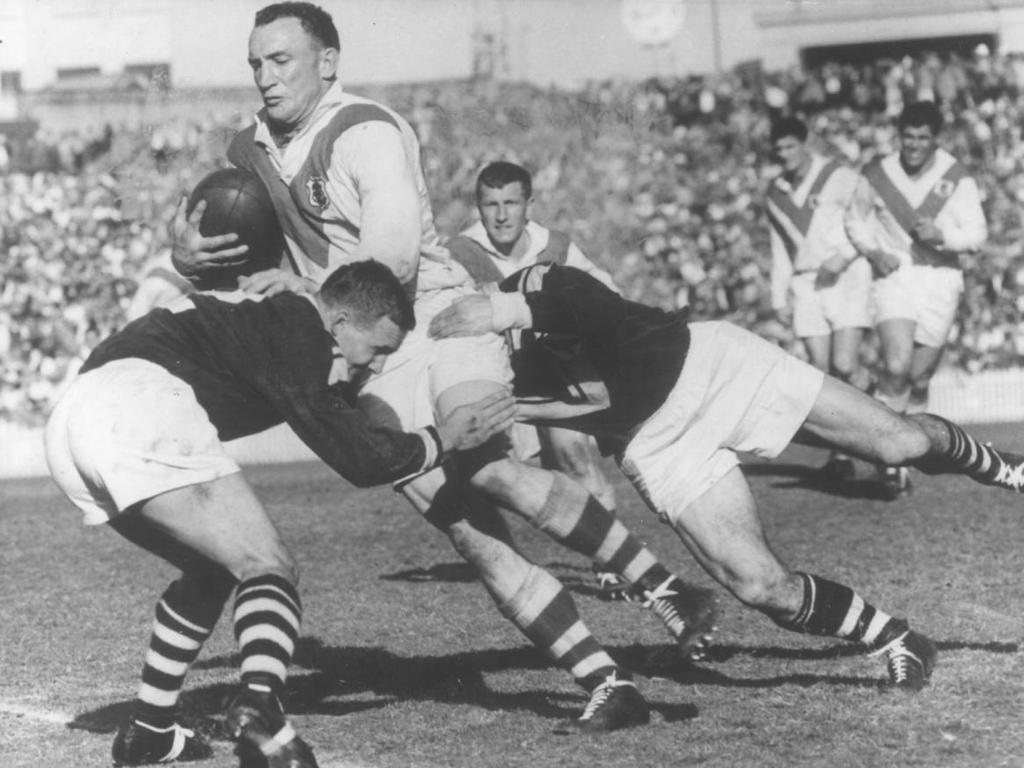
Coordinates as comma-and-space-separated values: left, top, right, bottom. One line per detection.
169, 196, 250, 278
435, 391, 517, 452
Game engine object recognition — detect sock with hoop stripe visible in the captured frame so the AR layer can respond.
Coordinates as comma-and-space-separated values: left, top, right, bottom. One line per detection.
131, 581, 215, 729
233, 574, 301, 690
773, 572, 906, 649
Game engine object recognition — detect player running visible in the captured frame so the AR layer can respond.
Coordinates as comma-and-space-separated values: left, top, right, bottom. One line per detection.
766, 117, 870, 483
170, 2, 716, 733
845, 100, 987, 498
430, 263, 1024, 692
45, 261, 514, 766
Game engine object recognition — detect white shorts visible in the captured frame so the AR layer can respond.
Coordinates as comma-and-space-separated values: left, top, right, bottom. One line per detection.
619, 321, 825, 523
872, 264, 964, 348
791, 258, 872, 338
357, 284, 513, 432
44, 359, 240, 525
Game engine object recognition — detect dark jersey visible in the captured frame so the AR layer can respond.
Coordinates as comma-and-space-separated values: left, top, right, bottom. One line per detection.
81, 291, 438, 487
499, 264, 690, 451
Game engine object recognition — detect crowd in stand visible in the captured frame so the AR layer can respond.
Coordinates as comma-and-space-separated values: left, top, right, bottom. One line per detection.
3, 48, 1024, 424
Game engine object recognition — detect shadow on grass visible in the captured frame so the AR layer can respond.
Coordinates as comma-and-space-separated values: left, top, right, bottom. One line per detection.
67, 635, 1015, 737
69, 638, 611, 736
743, 462, 899, 501
379, 559, 614, 600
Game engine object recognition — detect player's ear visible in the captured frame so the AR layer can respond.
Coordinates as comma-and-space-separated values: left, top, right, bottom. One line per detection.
328, 306, 351, 334
319, 46, 339, 80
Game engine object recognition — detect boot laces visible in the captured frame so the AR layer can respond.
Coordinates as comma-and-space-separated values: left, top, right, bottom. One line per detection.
580, 673, 634, 721
641, 577, 686, 636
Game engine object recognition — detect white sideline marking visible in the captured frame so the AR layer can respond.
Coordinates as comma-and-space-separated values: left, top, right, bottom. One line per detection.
0, 700, 74, 725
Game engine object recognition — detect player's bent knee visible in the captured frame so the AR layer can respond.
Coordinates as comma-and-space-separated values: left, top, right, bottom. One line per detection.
874, 418, 931, 465
731, 571, 801, 614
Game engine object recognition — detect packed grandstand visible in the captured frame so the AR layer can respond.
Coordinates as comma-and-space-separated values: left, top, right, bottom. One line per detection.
3, 49, 1024, 425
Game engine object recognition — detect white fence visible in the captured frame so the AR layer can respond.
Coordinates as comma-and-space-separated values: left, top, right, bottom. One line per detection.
3, 366, 1023, 479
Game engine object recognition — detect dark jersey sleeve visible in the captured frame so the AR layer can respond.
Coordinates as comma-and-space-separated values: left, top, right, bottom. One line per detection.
273, 383, 441, 488
239, 296, 443, 487
498, 263, 626, 337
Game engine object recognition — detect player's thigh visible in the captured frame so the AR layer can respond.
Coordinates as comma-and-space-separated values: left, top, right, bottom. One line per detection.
799, 373, 927, 463
130, 473, 295, 582
538, 425, 600, 474
431, 324, 512, 420
912, 267, 963, 348
435, 378, 509, 420
656, 466, 795, 607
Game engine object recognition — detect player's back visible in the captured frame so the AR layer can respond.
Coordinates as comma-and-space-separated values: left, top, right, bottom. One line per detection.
83, 291, 334, 440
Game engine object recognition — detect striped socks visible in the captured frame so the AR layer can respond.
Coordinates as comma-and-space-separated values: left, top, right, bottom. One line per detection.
498, 565, 619, 685
533, 473, 667, 586
233, 574, 302, 690
923, 415, 1024, 492
775, 572, 906, 650
132, 583, 214, 729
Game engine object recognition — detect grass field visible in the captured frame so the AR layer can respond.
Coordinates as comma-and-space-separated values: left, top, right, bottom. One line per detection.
3, 425, 1024, 768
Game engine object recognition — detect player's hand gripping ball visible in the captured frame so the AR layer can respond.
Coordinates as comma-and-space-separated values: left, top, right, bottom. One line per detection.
186, 168, 284, 290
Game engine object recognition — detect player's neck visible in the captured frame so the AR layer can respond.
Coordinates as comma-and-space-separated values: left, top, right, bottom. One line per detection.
491, 229, 530, 261
785, 155, 813, 186
269, 122, 302, 149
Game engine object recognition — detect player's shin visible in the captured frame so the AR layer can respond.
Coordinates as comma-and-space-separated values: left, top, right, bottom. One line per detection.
772, 572, 936, 691
114, 580, 220, 765
498, 564, 650, 732
532, 473, 662, 585
912, 413, 1024, 492
532, 473, 718, 655
131, 581, 217, 728
227, 574, 319, 767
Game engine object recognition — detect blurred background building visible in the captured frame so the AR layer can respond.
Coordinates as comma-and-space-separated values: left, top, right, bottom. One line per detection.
2, 0, 1024, 92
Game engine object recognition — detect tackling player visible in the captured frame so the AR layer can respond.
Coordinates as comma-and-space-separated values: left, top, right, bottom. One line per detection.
766, 117, 870, 482
45, 261, 515, 766
168, 2, 713, 733
431, 263, 1024, 693
845, 100, 987, 498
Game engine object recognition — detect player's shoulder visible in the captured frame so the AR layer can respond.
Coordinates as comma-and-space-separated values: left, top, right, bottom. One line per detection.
327, 91, 410, 138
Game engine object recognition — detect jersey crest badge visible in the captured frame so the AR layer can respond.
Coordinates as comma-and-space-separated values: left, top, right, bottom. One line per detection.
934, 179, 955, 199
306, 176, 330, 210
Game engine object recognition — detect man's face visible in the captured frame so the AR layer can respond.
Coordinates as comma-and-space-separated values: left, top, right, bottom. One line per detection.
248, 17, 335, 130
331, 314, 405, 387
478, 182, 530, 250
899, 124, 938, 173
772, 135, 808, 175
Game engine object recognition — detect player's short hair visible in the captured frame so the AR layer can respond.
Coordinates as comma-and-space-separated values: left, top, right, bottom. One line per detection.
770, 116, 808, 144
898, 100, 943, 135
476, 161, 533, 200
319, 261, 415, 331
255, 2, 340, 50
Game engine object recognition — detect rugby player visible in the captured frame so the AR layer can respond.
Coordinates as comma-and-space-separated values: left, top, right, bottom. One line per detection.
169, 1, 714, 734
45, 261, 515, 766
447, 160, 623, 597
766, 117, 870, 483
430, 263, 1024, 692
846, 100, 987, 498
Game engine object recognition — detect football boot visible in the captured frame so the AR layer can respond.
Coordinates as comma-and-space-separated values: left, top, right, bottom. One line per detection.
111, 720, 212, 766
